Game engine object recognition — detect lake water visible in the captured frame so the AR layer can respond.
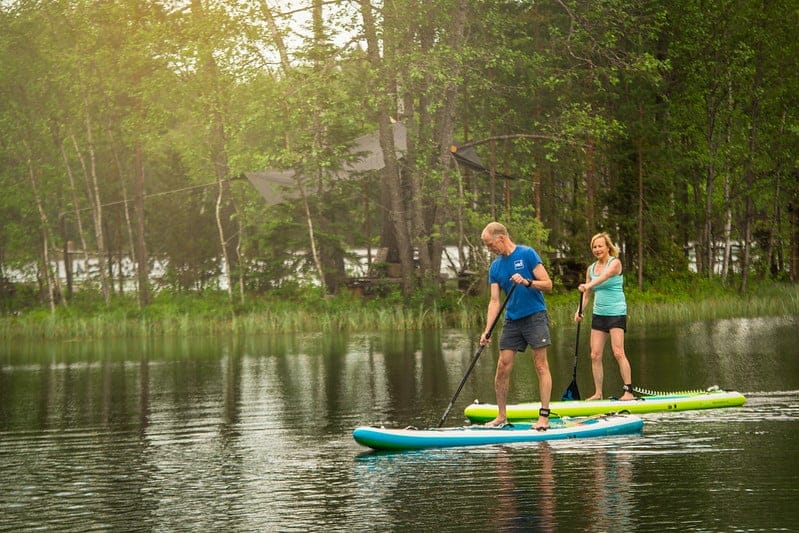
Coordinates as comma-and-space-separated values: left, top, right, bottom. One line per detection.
1, 316, 798, 531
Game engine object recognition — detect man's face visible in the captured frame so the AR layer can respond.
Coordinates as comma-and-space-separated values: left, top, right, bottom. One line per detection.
482, 232, 504, 255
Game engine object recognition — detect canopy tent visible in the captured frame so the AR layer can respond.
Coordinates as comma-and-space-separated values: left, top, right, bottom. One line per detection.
245, 122, 408, 206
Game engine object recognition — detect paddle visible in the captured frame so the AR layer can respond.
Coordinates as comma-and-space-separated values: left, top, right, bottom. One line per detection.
436, 284, 516, 428
561, 291, 584, 401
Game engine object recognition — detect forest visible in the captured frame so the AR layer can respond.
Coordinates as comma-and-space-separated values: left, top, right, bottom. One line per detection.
1, 0, 797, 313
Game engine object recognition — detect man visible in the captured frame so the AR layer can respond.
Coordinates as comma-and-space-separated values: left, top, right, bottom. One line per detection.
480, 222, 553, 429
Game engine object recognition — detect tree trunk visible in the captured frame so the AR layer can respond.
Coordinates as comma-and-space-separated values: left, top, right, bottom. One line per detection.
259, 0, 291, 69
61, 218, 72, 297
39, 232, 56, 312
765, 111, 787, 278
133, 142, 150, 306
636, 105, 644, 290
58, 136, 91, 295
721, 79, 734, 284
214, 178, 233, 299
191, 0, 237, 302
790, 184, 799, 283
691, 175, 705, 274
586, 138, 595, 231
703, 98, 717, 278
105, 129, 139, 297
83, 111, 111, 303
261, 0, 326, 293
24, 141, 62, 311
296, 176, 326, 294
359, 0, 414, 294
236, 215, 245, 302
741, 22, 765, 292
721, 175, 732, 282
427, 0, 469, 289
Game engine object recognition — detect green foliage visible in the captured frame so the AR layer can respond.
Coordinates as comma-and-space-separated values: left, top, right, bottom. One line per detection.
634, 271, 720, 302
499, 209, 553, 266
0, 0, 796, 308
3, 281, 797, 340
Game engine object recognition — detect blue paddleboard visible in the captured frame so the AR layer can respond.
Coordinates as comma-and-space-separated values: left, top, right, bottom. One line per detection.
353, 413, 643, 451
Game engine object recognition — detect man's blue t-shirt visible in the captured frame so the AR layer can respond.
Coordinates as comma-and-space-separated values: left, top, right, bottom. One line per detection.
488, 245, 547, 320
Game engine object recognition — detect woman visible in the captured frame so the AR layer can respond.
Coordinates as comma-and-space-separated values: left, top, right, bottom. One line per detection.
574, 232, 635, 400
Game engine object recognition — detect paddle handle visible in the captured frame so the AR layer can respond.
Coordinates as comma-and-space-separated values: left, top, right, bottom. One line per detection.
436, 284, 516, 427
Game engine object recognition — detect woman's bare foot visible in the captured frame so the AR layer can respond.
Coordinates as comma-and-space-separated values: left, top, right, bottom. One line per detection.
619, 392, 635, 401
484, 417, 507, 427
585, 394, 602, 401
533, 416, 549, 431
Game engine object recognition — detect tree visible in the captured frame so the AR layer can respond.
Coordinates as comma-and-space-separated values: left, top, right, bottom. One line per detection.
1, 0, 796, 309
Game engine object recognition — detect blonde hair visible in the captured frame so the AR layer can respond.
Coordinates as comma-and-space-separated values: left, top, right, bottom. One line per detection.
482, 222, 509, 239
590, 232, 619, 257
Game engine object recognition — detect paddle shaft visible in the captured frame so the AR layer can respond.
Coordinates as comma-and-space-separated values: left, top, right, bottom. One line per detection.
571, 292, 584, 380
561, 291, 584, 401
436, 284, 516, 427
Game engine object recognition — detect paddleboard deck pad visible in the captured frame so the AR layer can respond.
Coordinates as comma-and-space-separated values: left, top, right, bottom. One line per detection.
353, 413, 643, 451
464, 387, 746, 423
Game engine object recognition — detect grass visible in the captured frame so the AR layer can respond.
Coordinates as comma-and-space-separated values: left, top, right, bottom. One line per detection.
0, 280, 796, 340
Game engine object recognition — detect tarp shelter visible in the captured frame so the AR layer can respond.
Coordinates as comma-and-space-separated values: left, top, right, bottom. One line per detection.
245, 122, 408, 206
449, 143, 518, 180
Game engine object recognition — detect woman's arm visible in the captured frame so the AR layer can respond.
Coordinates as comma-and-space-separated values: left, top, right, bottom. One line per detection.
585, 258, 622, 289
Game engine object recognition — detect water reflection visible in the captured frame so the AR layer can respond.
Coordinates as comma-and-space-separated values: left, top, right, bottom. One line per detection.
494, 443, 555, 532
1, 316, 798, 531
587, 451, 634, 532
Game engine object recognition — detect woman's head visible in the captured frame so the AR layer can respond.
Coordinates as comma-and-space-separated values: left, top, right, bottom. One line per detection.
590, 232, 619, 257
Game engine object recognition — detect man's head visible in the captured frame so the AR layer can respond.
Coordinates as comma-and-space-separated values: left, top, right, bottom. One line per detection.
481, 222, 511, 255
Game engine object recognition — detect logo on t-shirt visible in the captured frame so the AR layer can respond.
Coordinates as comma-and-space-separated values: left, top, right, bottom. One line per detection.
514, 259, 524, 270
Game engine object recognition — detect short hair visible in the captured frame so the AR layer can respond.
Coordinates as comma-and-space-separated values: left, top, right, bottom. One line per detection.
591, 232, 619, 257
482, 222, 508, 239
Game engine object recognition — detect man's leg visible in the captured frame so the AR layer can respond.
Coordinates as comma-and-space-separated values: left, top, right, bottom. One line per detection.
533, 347, 551, 429
485, 348, 516, 426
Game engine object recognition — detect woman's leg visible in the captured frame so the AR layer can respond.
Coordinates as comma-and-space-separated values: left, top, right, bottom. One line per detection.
609, 328, 634, 400
587, 329, 607, 400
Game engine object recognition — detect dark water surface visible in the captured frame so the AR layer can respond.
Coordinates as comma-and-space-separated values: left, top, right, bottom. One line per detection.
1, 316, 798, 532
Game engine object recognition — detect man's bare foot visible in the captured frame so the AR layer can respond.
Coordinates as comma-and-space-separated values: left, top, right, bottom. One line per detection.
484, 418, 507, 427
619, 392, 635, 401
585, 394, 602, 401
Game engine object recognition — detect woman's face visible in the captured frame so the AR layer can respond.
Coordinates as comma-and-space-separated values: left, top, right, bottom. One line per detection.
591, 237, 609, 258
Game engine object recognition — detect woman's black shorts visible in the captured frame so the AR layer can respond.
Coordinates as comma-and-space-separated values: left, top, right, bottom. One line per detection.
591, 314, 627, 332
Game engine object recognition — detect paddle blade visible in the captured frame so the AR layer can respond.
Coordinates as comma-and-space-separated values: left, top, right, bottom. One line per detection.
561, 380, 580, 401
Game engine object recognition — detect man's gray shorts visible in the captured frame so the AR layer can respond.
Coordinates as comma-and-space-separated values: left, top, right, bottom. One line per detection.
499, 310, 551, 351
